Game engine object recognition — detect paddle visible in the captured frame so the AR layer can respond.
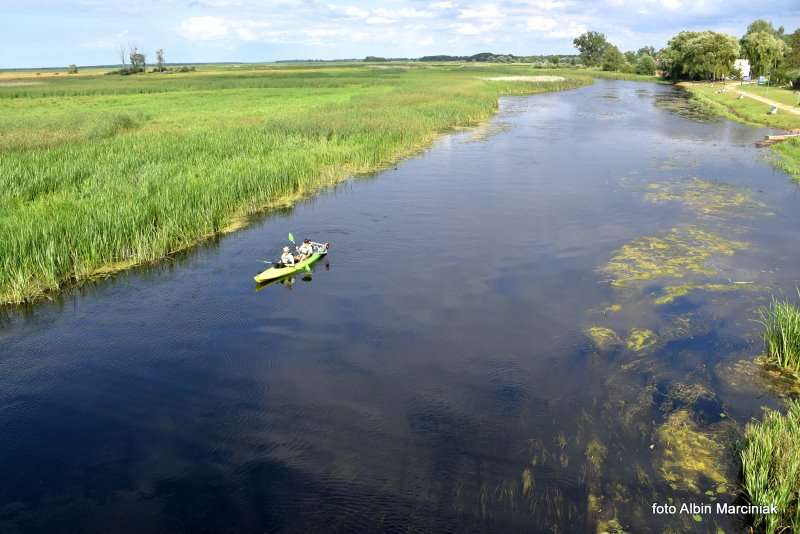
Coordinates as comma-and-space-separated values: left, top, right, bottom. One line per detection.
288, 232, 295, 244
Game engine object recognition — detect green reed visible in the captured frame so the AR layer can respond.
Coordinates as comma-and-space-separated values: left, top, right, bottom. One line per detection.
0, 65, 590, 303
759, 293, 800, 372
741, 399, 800, 534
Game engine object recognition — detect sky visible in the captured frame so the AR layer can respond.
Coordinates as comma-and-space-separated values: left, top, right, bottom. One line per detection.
1, 0, 799, 68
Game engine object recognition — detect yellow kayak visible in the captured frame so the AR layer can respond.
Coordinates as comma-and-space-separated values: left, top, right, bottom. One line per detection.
254, 249, 327, 283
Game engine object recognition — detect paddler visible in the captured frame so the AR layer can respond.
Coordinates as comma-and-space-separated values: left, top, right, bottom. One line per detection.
280, 246, 295, 266
296, 239, 314, 261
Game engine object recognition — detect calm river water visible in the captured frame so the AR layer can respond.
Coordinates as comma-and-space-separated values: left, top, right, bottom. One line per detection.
3, 80, 800, 533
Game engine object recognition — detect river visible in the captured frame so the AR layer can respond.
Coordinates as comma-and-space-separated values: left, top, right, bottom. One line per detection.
2, 80, 800, 533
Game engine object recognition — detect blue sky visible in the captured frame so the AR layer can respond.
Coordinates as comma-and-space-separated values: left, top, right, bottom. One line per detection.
2, 0, 799, 68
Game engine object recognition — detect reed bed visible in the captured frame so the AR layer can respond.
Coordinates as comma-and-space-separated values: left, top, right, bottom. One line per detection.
758, 293, 800, 372
741, 399, 800, 534
0, 64, 589, 303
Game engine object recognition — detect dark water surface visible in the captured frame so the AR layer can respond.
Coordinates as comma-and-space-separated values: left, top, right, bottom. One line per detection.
3, 80, 800, 533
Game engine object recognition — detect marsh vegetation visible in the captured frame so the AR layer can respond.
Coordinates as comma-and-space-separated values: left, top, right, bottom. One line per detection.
0, 64, 588, 304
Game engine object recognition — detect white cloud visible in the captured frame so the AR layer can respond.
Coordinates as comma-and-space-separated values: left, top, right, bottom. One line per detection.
517, 0, 571, 9
526, 16, 558, 32
80, 30, 130, 49
366, 15, 395, 24
179, 16, 230, 40
430, 1, 454, 8
458, 4, 503, 20
545, 21, 587, 38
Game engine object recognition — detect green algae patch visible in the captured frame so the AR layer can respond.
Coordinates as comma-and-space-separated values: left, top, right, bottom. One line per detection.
654, 283, 742, 305
602, 226, 747, 288
585, 438, 608, 475
626, 328, 657, 352
655, 410, 727, 494
521, 468, 535, 496
586, 326, 623, 351
596, 517, 630, 534
645, 178, 769, 219
604, 304, 622, 313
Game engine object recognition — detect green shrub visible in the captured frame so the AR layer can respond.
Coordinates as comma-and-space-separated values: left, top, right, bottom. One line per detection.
741, 399, 800, 533
758, 293, 800, 372
636, 55, 656, 75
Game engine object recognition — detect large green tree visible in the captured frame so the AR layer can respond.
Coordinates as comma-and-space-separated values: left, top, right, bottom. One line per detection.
786, 29, 800, 69
573, 31, 609, 67
601, 44, 626, 71
741, 29, 787, 77
635, 54, 656, 75
637, 46, 656, 58
661, 31, 740, 80
745, 19, 785, 41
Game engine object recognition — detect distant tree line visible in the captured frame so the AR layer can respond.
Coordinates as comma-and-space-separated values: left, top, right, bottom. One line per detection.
416, 52, 578, 65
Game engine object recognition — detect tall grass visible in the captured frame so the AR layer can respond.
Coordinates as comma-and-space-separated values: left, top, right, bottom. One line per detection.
0, 65, 590, 303
741, 399, 800, 534
773, 138, 800, 182
758, 292, 800, 372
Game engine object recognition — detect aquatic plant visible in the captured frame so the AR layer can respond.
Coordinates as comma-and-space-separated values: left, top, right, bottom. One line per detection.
759, 293, 800, 372
603, 226, 746, 288
645, 178, 768, 219
654, 283, 741, 305
741, 399, 800, 534
585, 326, 623, 351
656, 410, 727, 493
626, 328, 657, 352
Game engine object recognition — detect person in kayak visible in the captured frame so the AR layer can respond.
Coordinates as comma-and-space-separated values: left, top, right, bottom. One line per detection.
296, 239, 314, 261
280, 246, 295, 266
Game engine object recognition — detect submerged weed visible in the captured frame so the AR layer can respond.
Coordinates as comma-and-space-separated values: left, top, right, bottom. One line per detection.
656, 410, 727, 493
602, 226, 746, 288
626, 328, 657, 352
654, 283, 742, 305
586, 326, 623, 351
645, 178, 768, 219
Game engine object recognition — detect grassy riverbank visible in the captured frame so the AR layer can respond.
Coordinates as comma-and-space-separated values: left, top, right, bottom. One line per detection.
738, 296, 800, 533
682, 82, 800, 181
0, 64, 589, 304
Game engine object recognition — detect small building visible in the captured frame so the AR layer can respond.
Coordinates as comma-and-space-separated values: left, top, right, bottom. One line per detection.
734, 59, 751, 80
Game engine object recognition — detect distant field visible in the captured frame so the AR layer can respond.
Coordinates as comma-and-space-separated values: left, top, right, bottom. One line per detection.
0, 63, 590, 304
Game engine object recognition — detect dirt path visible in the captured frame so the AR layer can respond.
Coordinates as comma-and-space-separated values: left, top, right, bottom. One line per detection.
724, 82, 800, 116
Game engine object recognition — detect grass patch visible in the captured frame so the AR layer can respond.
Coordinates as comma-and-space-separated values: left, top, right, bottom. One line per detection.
758, 293, 800, 373
741, 399, 800, 534
682, 83, 800, 130
681, 83, 800, 181
773, 138, 800, 181
0, 63, 590, 304
740, 85, 800, 108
